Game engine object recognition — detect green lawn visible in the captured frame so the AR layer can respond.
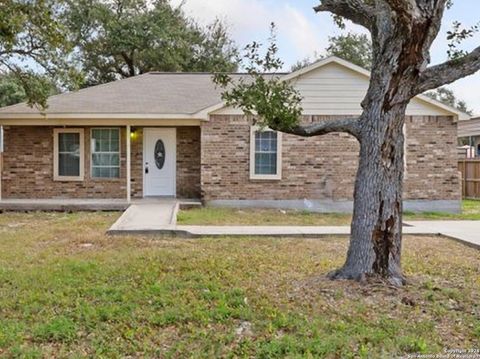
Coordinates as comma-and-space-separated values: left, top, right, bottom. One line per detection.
177, 200, 480, 226
0, 212, 479, 358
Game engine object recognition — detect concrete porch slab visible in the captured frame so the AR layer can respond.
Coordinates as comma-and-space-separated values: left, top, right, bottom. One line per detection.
0, 198, 201, 212
0, 198, 129, 211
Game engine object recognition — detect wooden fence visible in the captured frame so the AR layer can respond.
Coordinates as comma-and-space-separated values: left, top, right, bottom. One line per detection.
458, 160, 480, 198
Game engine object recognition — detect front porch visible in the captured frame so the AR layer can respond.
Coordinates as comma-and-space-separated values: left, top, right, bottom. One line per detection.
0, 124, 201, 203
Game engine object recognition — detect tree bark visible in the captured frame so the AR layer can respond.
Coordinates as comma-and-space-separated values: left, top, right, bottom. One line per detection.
329, 105, 406, 286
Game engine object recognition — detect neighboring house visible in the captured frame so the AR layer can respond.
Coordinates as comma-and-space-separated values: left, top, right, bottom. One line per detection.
458, 116, 480, 158
0, 57, 468, 212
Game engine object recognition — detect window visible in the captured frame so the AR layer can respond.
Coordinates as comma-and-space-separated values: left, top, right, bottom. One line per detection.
54, 128, 84, 181
91, 128, 120, 178
250, 126, 282, 180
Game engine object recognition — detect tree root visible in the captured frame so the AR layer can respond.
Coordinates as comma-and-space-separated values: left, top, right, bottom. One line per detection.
327, 267, 406, 287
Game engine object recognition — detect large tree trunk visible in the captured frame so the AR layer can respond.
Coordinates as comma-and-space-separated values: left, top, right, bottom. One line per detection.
329, 104, 407, 286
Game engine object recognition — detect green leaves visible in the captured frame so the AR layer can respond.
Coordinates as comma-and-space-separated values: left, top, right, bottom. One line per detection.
0, 0, 76, 107
290, 32, 372, 72
326, 33, 372, 70
425, 87, 473, 115
214, 24, 303, 132
446, 21, 480, 60
66, 0, 238, 86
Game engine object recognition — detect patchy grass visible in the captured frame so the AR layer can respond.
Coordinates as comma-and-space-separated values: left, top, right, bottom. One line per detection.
403, 199, 480, 221
0, 212, 479, 358
177, 200, 480, 225
177, 207, 352, 226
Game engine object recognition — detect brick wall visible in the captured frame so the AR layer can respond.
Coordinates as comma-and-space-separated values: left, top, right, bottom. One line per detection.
1, 126, 201, 199
1, 119, 459, 202
404, 116, 460, 200
2, 126, 127, 199
201, 115, 461, 202
131, 128, 143, 198
177, 127, 201, 198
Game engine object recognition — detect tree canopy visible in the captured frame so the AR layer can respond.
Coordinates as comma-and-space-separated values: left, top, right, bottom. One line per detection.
291, 32, 372, 71
66, 0, 238, 86
425, 87, 473, 115
0, 0, 76, 107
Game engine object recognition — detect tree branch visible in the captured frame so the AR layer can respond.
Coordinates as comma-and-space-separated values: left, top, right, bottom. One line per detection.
313, 0, 375, 30
271, 117, 362, 139
415, 46, 480, 94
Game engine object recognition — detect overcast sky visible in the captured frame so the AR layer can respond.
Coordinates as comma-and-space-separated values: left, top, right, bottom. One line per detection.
172, 0, 480, 115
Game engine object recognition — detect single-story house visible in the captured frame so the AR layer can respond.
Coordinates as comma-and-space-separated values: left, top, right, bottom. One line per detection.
0, 57, 468, 212
458, 116, 480, 158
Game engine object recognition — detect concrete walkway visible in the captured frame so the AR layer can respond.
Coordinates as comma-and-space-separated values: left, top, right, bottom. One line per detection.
405, 221, 480, 249
108, 200, 178, 232
171, 225, 437, 237
108, 209, 480, 249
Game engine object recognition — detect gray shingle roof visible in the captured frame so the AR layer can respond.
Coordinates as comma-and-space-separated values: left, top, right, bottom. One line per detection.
0, 73, 242, 115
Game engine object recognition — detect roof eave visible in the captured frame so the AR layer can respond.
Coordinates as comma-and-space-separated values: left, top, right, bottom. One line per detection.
0, 113, 209, 120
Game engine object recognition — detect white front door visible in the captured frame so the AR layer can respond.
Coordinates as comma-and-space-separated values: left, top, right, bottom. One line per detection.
143, 128, 176, 197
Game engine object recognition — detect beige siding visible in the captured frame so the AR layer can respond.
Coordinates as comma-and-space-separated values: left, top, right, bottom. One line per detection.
458, 118, 480, 137
213, 62, 455, 117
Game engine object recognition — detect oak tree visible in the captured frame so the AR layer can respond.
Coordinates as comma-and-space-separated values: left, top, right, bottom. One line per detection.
216, 2, 480, 286
0, 0, 75, 107
66, 0, 238, 86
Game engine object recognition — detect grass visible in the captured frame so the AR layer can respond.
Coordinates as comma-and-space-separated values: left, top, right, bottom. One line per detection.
177, 200, 480, 226
0, 212, 479, 357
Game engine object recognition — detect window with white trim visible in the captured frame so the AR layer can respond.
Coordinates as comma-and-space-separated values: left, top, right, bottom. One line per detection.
54, 128, 84, 181
91, 128, 120, 178
250, 127, 282, 180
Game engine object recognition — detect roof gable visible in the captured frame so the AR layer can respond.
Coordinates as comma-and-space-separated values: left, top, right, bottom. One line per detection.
211, 56, 468, 120
287, 57, 468, 120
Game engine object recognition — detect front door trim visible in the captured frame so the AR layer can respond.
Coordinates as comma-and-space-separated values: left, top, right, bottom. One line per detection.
143, 128, 176, 197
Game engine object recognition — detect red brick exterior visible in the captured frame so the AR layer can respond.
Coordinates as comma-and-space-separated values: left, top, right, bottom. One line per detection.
1, 126, 201, 199
200, 115, 461, 202
177, 127, 201, 198
0, 116, 460, 203
2, 126, 127, 199
404, 116, 461, 200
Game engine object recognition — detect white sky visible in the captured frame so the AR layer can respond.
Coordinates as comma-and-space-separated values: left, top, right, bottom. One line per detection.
172, 0, 480, 115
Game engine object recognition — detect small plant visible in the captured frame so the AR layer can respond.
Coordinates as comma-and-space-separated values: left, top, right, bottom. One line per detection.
33, 316, 77, 343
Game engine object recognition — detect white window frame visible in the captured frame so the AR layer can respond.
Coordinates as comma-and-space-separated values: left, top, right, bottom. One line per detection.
250, 126, 282, 180
53, 128, 85, 181
90, 127, 121, 179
